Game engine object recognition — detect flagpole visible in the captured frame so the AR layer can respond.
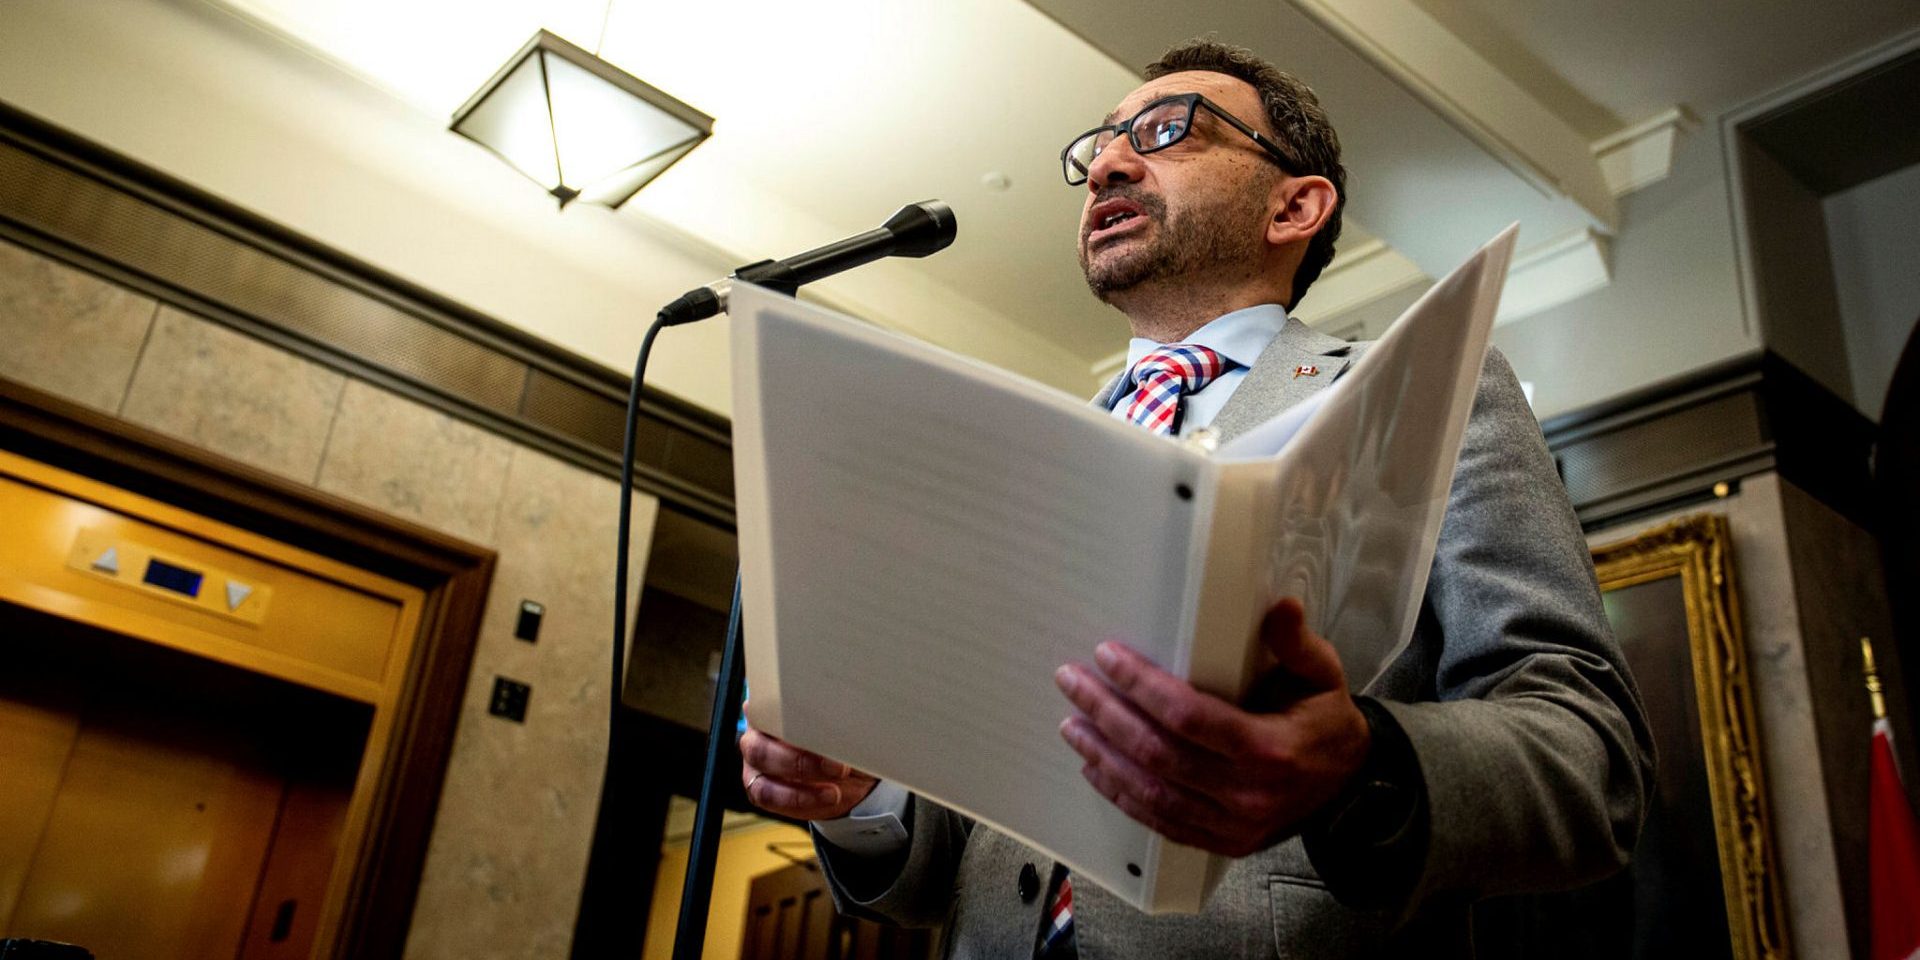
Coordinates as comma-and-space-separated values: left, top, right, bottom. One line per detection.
1865, 635, 1920, 960
1864, 636, 1888, 722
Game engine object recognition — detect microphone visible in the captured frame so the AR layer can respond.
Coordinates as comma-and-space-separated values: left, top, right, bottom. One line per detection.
657, 200, 957, 325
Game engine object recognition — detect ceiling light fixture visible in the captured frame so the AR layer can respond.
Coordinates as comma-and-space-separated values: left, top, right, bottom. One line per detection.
452, 28, 712, 209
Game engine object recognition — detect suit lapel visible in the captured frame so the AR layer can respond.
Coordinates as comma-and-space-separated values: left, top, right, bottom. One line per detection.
1208, 318, 1353, 443
1090, 368, 1129, 412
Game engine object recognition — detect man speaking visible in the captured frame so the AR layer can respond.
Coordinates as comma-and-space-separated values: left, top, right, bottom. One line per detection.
738, 39, 1654, 958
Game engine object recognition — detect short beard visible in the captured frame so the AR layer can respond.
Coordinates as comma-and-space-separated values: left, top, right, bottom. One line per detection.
1078, 185, 1269, 302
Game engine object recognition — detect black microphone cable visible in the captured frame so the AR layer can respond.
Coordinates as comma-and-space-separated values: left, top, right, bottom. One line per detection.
610, 310, 666, 783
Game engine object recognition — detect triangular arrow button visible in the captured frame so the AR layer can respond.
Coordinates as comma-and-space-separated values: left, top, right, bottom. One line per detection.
92, 546, 120, 574
226, 581, 253, 611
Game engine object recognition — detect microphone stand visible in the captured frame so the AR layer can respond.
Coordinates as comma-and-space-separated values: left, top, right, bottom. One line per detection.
674, 575, 747, 960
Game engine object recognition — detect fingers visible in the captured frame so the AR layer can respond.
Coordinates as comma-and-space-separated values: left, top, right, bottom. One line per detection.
1082, 642, 1257, 756
1059, 715, 1249, 855
1050, 604, 1365, 856
739, 727, 856, 782
1054, 662, 1233, 788
738, 727, 877, 820
741, 760, 853, 819
1258, 598, 1347, 695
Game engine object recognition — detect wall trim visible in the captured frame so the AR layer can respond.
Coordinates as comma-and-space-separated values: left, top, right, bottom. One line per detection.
1495, 227, 1611, 324
1544, 351, 1875, 531
1593, 106, 1697, 197
1293, 237, 1431, 330
0, 99, 734, 527
1719, 27, 1920, 349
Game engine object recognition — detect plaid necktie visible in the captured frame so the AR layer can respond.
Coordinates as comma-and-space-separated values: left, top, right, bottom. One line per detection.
1124, 344, 1234, 436
1037, 865, 1077, 959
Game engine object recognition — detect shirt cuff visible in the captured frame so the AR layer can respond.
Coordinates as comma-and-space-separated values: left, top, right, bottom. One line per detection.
811, 779, 911, 857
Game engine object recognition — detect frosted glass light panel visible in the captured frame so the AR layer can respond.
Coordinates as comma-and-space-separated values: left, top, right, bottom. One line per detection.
452, 30, 713, 208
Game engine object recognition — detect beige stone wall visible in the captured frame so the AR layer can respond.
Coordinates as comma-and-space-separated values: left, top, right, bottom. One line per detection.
0, 238, 657, 960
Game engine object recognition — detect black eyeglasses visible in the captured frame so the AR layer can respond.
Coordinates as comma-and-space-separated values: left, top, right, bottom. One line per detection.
1061, 92, 1299, 186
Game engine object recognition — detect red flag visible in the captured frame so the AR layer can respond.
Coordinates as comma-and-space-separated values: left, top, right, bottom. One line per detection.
1872, 718, 1920, 960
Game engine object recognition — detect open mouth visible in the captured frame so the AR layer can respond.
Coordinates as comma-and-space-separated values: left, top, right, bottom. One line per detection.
1086, 199, 1149, 244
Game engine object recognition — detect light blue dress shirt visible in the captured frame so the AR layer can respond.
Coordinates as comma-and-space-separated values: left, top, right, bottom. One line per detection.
1105, 303, 1291, 436
813, 303, 1295, 855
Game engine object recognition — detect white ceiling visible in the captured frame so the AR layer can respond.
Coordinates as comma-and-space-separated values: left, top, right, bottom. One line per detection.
1411, 0, 1920, 134
132, 0, 1920, 391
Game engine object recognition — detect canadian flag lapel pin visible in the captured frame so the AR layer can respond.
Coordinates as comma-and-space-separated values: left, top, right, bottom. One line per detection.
1293, 364, 1320, 378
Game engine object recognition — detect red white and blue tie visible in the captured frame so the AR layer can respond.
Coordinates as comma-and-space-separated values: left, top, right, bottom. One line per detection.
1124, 344, 1234, 436
1038, 865, 1077, 958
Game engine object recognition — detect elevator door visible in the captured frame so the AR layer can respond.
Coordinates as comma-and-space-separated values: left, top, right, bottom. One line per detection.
0, 449, 428, 958
0, 604, 368, 960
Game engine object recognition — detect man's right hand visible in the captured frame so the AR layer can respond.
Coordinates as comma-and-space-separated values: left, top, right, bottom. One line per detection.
740, 725, 878, 821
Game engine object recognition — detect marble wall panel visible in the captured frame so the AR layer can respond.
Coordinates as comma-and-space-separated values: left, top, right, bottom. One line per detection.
404, 446, 657, 960
0, 240, 156, 411
315, 380, 515, 546
1718, 476, 1853, 960
119, 307, 345, 483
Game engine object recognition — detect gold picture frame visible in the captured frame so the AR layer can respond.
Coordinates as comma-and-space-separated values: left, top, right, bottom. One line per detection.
1591, 513, 1791, 960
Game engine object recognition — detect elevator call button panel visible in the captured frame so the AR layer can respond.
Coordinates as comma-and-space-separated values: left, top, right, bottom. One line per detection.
66, 527, 271, 626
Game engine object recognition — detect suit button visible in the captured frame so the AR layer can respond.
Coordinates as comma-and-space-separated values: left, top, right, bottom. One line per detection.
1018, 862, 1040, 902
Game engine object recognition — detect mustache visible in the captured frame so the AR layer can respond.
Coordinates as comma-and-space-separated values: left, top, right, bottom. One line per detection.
1081, 188, 1166, 242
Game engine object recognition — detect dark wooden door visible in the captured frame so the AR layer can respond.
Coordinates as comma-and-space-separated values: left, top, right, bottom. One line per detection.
738, 862, 933, 960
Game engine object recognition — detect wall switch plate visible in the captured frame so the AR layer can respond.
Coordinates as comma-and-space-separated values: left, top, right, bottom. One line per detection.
514, 600, 544, 643
489, 676, 531, 722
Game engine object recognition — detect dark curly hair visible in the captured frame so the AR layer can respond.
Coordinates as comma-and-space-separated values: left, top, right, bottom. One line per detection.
1145, 40, 1346, 308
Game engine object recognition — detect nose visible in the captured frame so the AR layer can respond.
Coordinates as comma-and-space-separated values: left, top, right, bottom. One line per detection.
1086, 132, 1146, 193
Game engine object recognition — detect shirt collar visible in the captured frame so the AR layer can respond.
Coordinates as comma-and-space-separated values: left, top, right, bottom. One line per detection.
1122, 303, 1290, 383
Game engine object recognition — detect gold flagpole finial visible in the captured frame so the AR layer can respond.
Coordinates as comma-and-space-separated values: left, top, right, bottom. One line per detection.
1863, 636, 1887, 721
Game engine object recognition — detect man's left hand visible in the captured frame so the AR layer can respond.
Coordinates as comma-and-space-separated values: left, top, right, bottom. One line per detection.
1054, 597, 1370, 857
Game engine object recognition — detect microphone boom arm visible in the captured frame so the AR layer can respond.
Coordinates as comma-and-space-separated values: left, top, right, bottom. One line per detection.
655, 200, 955, 325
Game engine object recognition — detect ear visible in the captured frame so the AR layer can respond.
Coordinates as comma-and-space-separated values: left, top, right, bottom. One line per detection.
1265, 175, 1337, 249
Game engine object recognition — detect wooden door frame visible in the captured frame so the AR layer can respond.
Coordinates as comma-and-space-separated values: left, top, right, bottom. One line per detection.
0, 377, 495, 960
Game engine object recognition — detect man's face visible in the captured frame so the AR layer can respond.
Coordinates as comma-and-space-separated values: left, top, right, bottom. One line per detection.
1076, 71, 1282, 302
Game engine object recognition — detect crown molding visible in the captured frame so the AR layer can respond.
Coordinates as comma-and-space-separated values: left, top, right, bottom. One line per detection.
1497, 227, 1611, 324
1593, 106, 1699, 196
1292, 239, 1430, 326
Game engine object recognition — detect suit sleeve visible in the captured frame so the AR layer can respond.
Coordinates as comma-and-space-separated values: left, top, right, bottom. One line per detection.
812, 795, 973, 927
1376, 348, 1655, 906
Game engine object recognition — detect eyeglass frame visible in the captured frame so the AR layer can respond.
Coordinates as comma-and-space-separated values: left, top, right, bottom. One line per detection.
1060, 92, 1301, 186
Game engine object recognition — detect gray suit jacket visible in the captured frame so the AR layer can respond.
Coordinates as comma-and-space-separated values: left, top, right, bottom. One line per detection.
813, 318, 1655, 958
